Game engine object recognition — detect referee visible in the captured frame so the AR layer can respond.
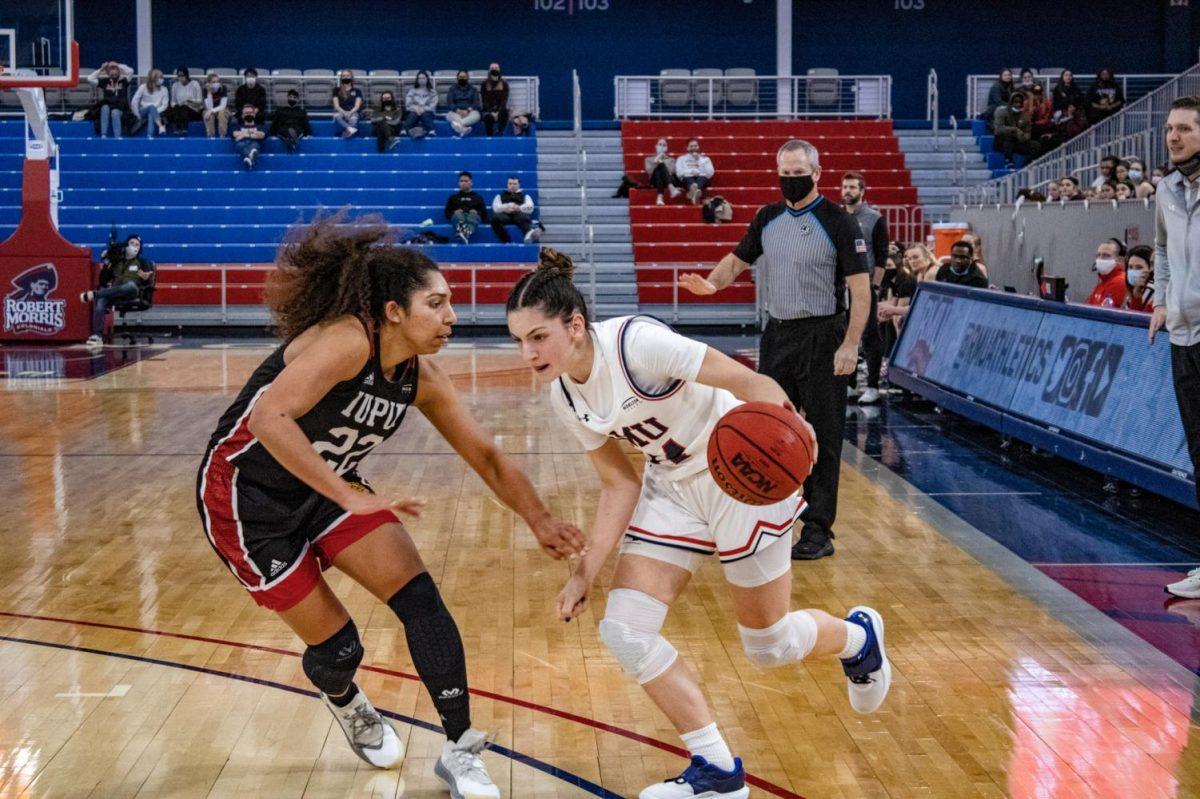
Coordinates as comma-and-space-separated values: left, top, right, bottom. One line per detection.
680, 139, 871, 560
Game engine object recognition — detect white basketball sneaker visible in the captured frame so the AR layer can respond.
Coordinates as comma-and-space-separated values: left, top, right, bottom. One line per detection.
1167, 568, 1200, 599
320, 687, 404, 769
840, 606, 892, 714
639, 755, 749, 799
434, 729, 500, 799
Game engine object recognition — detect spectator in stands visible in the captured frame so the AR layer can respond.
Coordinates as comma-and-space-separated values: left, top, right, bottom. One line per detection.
1085, 238, 1127, 307
203, 71, 230, 138
234, 68, 267, 125
490, 176, 540, 244
1087, 67, 1124, 124
509, 108, 532, 136
165, 67, 203, 135
675, 139, 715, 205
984, 68, 1014, 125
80, 234, 154, 348
1114, 162, 1130, 184
1017, 68, 1037, 94
332, 69, 364, 137
1128, 159, 1156, 198
480, 63, 509, 137
936, 241, 989, 287
906, 243, 941, 282
446, 69, 482, 137
1096, 181, 1118, 201
372, 90, 404, 152
1059, 175, 1083, 200
270, 89, 312, 153
644, 137, 680, 205
1027, 84, 1058, 151
877, 254, 919, 343
1115, 182, 1134, 200
1124, 245, 1155, 312
993, 92, 1041, 167
88, 61, 133, 138
1056, 100, 1091, 142
232, 103, 266, 170
1047, 180, 1061, 201
444, 171, 488, 244
887, 241, 903, 263
129, 68, 168, 138
1051, 70, 1085, 114
1091, 155, 1120, 190
403, 71, 438, 139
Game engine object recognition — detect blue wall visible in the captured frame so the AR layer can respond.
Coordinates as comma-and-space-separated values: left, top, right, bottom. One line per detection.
72, 0, 1186, 120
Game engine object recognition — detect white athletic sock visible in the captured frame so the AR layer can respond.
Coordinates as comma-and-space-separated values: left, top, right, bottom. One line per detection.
680, 722, 735, 771
838, 619, 868, 660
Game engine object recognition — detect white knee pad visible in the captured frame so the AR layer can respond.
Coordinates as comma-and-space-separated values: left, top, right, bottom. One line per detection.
598, 588, 678, 685
738, 611, 818, 668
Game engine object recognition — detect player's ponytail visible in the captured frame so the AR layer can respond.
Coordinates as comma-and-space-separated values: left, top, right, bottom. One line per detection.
505, 247, 590, 324
266, 212, 440, 341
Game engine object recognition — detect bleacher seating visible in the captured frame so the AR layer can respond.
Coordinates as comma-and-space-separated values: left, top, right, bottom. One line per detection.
622, 120, 917, 306
0, 119, 538, 313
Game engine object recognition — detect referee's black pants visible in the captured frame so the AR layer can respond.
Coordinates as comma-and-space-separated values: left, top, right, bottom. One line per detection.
849, 289, 882, 390
759, 313, 849, 540
1172, 342, 1200, 507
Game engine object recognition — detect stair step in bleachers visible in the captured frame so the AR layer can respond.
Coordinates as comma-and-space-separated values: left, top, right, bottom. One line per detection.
622, 153, 906, 171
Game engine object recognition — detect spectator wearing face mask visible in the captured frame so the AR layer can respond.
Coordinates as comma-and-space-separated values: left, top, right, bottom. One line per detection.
372, 91, 404, 152
1052, 69, 1085, 114
644, 138, 680, 205
480, 63, 509, 137
203, 72, 230, 138
1085, 238, 1127, 307
675, 139, 715, 205
1016, 68, 1037, 95
1092, 155, 1120, 191
130, 68, 169, 138
165, 67, 203, 135
444, 171, 488, 243
984, 68, 1014, 127
935, 241, 988, 288
270, 89, 312, 153
234, 68, 267, 125
446, 69, 482, 137
1127, 159, 1156, 199
88, 61, 133, 138
1087, 67, 1125, 124
490, 176, 540, 243
332, 70, 364, 137
992, 92, 1041, 167
79, 235, 154, 348
1124, 245, 1155, 312
403, 71, 437, 139
232, 104, 266, 170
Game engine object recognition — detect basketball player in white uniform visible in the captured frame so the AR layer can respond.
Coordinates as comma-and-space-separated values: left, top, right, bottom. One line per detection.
506, 250, 892, 799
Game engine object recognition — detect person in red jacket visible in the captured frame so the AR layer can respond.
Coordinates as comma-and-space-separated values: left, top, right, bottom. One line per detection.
1085, 238, 1128, 308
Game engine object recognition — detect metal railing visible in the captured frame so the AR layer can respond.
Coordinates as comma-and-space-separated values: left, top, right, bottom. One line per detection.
927, 69, 939, 142
959, 62, 1200, 205
614, 74, 892, 119
965, 72, 1176, 119
3, 72, 542, 119
877, 204, 927, 248
150, 262, 536, 324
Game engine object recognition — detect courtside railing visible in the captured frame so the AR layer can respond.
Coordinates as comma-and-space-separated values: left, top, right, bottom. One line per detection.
960, 63, 1200, 205
614, 74, 892, 119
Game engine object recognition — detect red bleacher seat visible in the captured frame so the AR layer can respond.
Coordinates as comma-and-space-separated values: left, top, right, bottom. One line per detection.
623, 120, 920, 306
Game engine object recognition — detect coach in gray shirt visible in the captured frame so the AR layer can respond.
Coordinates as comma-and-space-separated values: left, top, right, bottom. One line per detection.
681, 139, 871, 560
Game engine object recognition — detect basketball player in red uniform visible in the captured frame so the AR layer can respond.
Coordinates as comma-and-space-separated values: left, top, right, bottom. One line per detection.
197, 218, 585, 798
506, 250, 891, 799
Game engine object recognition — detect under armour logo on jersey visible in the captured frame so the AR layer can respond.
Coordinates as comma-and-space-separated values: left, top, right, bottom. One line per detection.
362, 373, 375, 386
439, 687, 463, 699
269, 559, 287, 577
855, 239, 868, 253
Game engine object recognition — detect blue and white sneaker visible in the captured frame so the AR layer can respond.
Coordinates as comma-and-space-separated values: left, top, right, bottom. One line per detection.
639, 755, 750, 799
841, 606, 892, 714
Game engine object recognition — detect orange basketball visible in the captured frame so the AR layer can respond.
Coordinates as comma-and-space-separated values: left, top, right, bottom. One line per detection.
707, 402, 815, 506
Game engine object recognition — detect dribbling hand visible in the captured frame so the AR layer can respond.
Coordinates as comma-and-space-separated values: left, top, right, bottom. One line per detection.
340, 492, 426, 520
678, 273, 717, 295
556, 573, 589, 621
532, 516, 589, 560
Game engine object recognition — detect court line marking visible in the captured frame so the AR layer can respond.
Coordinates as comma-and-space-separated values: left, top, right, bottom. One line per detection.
923, 491, 1043, 497
55, 684, 131, 698
1032, 562, 1199, 568
0, 611, 803, 799
0, 634, 621, 799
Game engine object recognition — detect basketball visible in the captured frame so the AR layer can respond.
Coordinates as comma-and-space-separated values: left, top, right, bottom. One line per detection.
707, 402, 815, 506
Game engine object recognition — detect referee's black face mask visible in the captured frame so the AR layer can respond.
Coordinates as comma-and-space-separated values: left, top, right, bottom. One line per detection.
780, 174, 814, 204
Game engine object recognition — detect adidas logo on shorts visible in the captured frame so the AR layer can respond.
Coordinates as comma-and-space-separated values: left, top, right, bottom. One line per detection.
439, 687, 463, 699
269, 559, 287, 577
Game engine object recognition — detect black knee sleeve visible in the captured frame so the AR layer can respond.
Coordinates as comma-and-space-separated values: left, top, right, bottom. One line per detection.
302, 618, 363, 696
387, 572, 471, 741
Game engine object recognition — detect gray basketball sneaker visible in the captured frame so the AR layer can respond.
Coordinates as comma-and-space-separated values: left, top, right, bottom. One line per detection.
434, 728, 500, 798
320, 687, 404, 769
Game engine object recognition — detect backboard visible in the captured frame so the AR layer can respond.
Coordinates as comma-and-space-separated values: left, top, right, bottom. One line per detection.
0, 0, 77, 88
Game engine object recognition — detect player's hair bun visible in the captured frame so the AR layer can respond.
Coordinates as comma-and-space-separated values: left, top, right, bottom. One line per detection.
536, 247, 576, 280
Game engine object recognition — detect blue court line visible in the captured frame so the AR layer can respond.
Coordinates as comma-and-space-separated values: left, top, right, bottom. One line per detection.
0, 634, 622, 798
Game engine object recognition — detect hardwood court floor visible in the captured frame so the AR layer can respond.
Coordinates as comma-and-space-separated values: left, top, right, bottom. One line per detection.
0, 341, 1198, 799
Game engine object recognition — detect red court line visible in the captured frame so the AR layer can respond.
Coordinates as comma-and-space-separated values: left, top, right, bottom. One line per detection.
0, 610, 803, 798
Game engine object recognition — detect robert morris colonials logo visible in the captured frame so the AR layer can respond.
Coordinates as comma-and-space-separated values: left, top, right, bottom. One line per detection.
4, 263, 66, 336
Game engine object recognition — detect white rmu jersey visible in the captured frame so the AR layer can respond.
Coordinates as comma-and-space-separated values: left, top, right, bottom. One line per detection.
549, 316, 739, 480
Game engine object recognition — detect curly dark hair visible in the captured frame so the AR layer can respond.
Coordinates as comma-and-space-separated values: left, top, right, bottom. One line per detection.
264, 212, 440, 342
506, 247, 589, 324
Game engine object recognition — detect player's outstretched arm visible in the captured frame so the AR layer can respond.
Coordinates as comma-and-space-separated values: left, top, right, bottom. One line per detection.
416, 358, 587, 559
248, 319, 424, 519
557, 439, 643, 621
678, 252, 750, 295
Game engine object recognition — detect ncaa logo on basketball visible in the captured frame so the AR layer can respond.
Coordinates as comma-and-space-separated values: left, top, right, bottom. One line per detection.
4, 263, 66, 336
